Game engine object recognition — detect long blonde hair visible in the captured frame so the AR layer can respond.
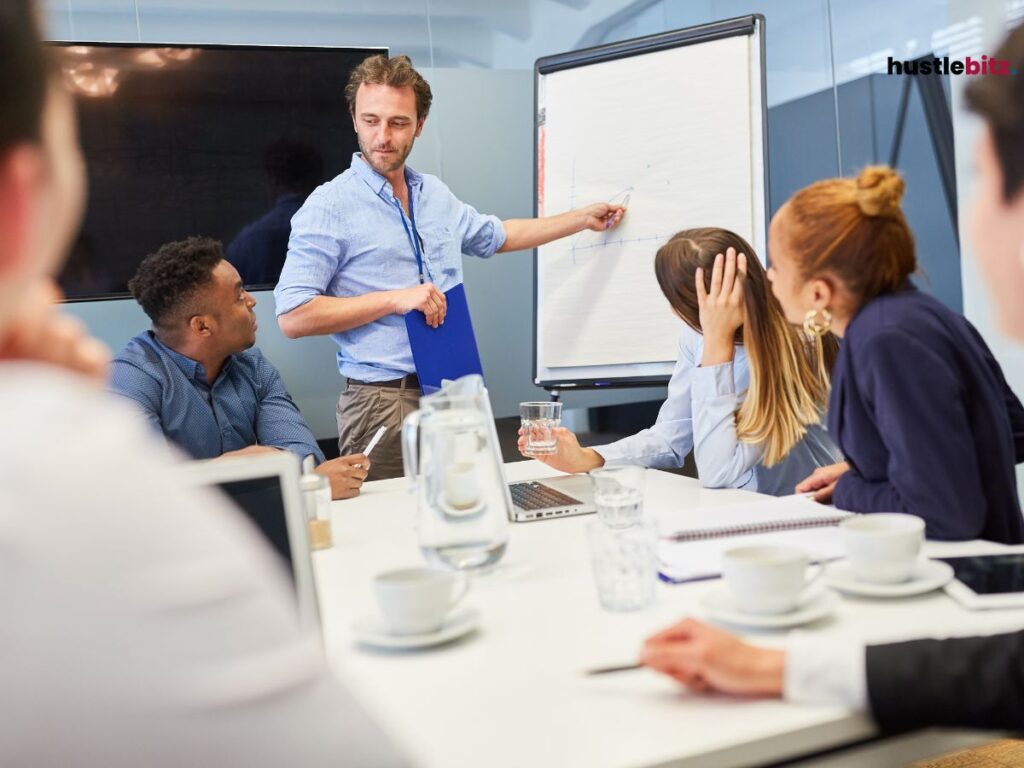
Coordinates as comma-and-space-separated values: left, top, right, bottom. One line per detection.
654, 228, 836, 466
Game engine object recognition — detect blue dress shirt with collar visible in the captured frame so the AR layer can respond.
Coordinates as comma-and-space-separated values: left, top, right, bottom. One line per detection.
273, 153, 507, 383
594, 324, 842, 495
109, 331, 325, 464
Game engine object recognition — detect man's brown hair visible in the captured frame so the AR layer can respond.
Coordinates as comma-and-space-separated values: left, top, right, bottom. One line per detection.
965, 23, 1024, 201
345, 54, 432, 120
0, 0, 49, 155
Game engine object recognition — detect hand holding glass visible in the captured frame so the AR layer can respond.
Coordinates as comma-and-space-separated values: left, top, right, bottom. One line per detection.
520, 401, 562, 455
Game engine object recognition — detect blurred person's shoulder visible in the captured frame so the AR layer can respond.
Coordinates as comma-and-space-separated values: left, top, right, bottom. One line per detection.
0, 361, 287, 582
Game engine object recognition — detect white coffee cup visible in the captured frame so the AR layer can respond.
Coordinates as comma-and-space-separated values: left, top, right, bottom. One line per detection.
374, 567, 470, 636
722, 545, 822, 615
840, 513, 924, 584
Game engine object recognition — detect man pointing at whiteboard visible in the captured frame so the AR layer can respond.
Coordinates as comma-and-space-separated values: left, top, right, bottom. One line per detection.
275, 54, 625, 480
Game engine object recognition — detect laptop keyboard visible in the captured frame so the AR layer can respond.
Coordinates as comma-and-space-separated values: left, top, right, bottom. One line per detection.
509, 481, 583, 511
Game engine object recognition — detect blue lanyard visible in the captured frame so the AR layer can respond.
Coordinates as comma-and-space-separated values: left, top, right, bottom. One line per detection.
394, 183, 425, 284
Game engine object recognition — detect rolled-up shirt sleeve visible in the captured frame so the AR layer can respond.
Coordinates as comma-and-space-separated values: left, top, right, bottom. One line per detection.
274, 196, 344, 317
456, 198, 506, 258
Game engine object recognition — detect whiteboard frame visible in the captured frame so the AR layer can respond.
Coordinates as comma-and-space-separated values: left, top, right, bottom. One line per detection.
532, 14, 769, 390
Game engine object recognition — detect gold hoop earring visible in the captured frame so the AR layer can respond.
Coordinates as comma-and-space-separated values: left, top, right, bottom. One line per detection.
803, 307, 832, 337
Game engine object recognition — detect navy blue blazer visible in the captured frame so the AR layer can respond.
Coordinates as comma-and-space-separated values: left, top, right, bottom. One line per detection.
828, 287, 1024, 543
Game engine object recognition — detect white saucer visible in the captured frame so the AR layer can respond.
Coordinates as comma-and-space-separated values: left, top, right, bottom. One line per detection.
353, 607, 480, 650
699, 587, 838, 629
824, 559, 954, 598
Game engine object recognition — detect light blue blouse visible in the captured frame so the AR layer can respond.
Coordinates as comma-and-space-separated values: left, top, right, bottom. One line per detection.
594, 324, 842, 496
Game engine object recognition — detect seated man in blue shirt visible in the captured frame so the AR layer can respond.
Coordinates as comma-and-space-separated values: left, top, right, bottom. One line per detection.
111, 236, 369, 499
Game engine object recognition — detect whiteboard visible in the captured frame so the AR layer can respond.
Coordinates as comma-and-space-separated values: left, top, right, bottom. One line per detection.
533, 15, 768, 389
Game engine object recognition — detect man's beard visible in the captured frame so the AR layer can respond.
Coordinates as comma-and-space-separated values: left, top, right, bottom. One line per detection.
358, 135, 414, 175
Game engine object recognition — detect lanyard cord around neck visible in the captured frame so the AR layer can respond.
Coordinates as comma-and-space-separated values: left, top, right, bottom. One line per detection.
394, 182, 425, 284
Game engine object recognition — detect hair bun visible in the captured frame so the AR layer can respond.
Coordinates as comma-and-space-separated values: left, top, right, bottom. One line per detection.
855, 165, 905, 217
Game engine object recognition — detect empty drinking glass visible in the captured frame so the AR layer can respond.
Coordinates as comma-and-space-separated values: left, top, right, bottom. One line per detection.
589, 465, 645, 528
587, 521, 656, 612
520, 401, 562, 455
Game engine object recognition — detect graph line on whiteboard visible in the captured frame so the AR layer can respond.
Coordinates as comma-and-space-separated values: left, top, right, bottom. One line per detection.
568, 234, 670, 255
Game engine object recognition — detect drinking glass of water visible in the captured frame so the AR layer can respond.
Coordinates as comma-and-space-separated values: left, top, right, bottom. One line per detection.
589, 465, 645, 528
587, 520, 656, 612
519, 401, 562, 455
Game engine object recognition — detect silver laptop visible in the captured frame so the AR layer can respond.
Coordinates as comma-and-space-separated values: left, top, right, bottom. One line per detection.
505, 473, 595, 522
176, 452, 319, 629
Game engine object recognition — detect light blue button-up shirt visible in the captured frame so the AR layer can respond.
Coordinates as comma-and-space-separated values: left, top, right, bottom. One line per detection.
595, 324, 842, 496
274, 153, 507, 382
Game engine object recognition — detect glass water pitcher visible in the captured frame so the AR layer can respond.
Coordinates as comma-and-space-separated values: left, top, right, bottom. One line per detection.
402, 375, 510, 573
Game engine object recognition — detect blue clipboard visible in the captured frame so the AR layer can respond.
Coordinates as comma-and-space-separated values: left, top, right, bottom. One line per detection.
404, 283, 484, 395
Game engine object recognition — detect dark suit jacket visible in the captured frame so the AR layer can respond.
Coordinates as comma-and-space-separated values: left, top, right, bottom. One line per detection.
828, 287, 1024, 544
867, 630, 1024, 730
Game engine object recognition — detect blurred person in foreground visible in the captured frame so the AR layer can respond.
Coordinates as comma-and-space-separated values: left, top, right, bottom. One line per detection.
0, 2, 409, 764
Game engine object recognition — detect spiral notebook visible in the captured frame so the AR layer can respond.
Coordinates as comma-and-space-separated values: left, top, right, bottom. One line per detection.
658, 495, 853, 584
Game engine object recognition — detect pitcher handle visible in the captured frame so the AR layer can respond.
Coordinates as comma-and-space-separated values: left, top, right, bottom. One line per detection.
402, 409, 423, 493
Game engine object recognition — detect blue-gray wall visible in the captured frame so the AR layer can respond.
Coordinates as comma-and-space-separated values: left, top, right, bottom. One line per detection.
46, 0, 979, 440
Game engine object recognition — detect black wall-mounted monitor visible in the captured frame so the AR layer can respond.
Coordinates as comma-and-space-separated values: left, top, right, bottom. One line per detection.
48, 42, 383, 301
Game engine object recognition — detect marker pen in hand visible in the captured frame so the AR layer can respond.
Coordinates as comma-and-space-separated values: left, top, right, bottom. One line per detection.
604, 193, 630, 229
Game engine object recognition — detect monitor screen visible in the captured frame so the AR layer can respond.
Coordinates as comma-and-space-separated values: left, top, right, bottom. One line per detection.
218, 476, 293, 577
49, 42, 380, 299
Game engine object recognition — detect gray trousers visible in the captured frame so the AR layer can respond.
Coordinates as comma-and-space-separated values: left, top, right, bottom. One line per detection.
336, 380, 420, 482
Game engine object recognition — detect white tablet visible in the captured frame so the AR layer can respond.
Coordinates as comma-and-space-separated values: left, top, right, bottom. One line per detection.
177, 452, 320, 629
941, 554, 1024, 610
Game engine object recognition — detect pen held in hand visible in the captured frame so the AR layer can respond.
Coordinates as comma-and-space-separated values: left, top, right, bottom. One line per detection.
604, 193, 630, 230
363, 425, 388, 456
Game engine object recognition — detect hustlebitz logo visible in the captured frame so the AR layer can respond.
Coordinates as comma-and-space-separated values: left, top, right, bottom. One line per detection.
888, 55, 1017, 76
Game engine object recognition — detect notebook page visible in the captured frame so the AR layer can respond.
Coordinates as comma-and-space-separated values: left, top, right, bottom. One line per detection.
657, 495, 852, 583
660, 494, 852, 541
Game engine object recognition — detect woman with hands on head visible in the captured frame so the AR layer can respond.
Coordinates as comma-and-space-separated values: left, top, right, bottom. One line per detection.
519, 227, 842, 496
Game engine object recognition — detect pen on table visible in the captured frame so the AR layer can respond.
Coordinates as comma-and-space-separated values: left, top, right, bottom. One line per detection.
363, 425, 388, 456
585, 662, 643, 676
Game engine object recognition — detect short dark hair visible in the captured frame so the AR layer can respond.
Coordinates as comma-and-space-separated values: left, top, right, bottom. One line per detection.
128, 237, 224, 329
0, 0, 49, 155
965, 23, 1024, 201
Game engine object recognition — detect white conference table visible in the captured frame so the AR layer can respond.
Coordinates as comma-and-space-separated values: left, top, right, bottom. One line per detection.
314, 462, 1024, 768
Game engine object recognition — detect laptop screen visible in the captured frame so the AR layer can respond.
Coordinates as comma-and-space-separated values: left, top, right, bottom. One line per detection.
218, 476, 294, 578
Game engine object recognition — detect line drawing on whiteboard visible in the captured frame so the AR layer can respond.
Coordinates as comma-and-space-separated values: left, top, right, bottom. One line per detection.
569, 234, 669, 254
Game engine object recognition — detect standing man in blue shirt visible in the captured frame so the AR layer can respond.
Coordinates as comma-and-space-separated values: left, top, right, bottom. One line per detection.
275, 54, 626, 479
111, 236, 370, 499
